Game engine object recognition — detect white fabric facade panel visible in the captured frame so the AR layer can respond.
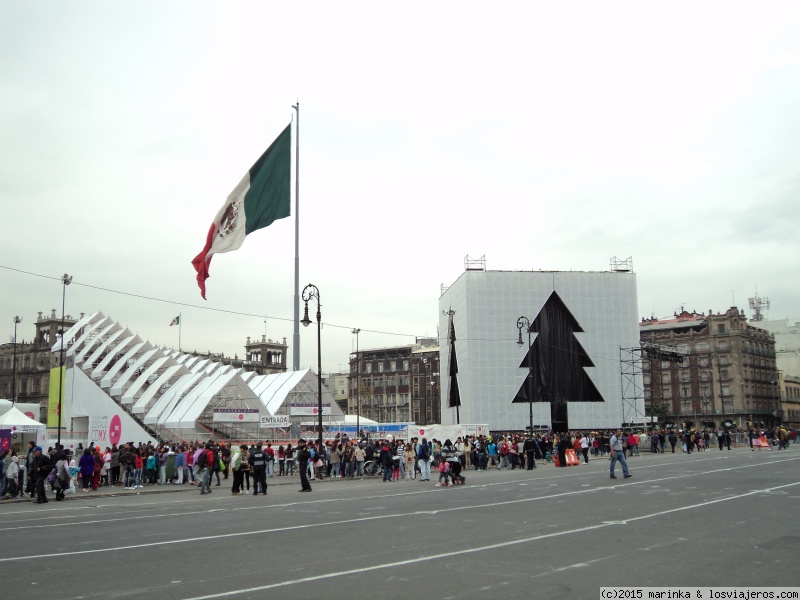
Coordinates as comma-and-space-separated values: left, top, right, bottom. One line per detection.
68, 368, 156, 445
66, 316, 112, 357
132, 365, 190, 415
145, 372, 204, 425
73, 321, 122, 364
121, 356, 173, 404
83, 328, 129, 372
162, 372, 223, 429
439, 270, 643, 431
110, 348, 160, 397
100, 341, 149, 389
91, 336, 142, 380
51, 311, 102, 353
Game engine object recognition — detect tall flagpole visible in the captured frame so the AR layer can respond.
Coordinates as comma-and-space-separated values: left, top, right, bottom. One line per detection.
178, 312, 182, 352
292, 101, 301, 371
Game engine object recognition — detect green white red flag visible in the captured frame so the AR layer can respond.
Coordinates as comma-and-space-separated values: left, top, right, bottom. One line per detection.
192, 124, 291, 299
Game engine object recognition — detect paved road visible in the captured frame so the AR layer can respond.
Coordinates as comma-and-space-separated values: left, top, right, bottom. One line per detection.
1, 447, 798, 600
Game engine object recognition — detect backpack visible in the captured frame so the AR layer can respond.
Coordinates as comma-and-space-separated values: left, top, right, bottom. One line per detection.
419, 443, 431, 460
196, 450, 207, 469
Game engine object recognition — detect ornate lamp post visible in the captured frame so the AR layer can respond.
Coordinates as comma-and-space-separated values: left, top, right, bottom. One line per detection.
300, 283, 323, 451
517, 316, 534, 435
12, 316, 22, 404
57, 273, 72, 446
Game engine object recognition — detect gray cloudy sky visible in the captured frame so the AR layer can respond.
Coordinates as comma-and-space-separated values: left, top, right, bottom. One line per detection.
2, 2, 799, 373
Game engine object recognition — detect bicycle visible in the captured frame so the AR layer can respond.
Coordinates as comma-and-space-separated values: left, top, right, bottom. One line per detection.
363, 460, 382, 476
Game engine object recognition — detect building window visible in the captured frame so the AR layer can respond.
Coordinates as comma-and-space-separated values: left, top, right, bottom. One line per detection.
695, 342, 710, 352
378, 363, 384, 373
403, 360, 409, 371
718, 324, 726, 334
366, 364, 372, 374
389, 361, 396, 371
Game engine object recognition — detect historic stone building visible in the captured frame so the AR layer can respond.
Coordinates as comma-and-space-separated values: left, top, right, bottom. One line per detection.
639, 307, 781, 429
349, 338, 440, 424
0, 310, 80, 421
322, 372, 349, 414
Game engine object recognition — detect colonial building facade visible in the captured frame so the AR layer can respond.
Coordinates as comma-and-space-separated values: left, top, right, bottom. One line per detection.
0, 310, 79, 421
349, 338, 440, 424
639, 307, 781, 429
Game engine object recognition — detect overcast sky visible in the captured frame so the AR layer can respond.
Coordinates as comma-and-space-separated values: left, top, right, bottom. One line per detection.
2, 2, 799, 374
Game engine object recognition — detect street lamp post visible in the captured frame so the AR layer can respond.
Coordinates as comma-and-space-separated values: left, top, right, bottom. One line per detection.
352, 328, 361, 440
517, 316, 534, 436
12, 316, 22, 404
422, 357, 429, 425
301, 283, 323, 451
57, 273, 73, 447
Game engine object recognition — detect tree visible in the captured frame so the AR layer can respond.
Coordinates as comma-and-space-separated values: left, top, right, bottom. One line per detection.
514, 291, 604, 432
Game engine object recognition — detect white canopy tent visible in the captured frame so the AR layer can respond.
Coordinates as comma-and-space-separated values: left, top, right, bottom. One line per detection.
0, 405, 48, 450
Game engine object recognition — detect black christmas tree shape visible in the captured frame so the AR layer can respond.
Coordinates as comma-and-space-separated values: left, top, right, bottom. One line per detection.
447, 317, 461, 410
513, 291, 604, 432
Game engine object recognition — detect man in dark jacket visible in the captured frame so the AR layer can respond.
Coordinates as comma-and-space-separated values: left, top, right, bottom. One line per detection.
297, 439, 312, 492
523, 436, 539, 470
29, 446, 52, 504
118, 443, 136, 489
25, 441, 36, 498
557, 433, 571, 467
249, 442, 268, 495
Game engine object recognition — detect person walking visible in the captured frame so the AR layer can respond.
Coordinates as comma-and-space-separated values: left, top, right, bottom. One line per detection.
297, 439, 312, 492
579, 433, 591, 464
194, 444, 212, 495
668, 431, 678, 453
29, 446, 52, 504
609, 429, 631, 479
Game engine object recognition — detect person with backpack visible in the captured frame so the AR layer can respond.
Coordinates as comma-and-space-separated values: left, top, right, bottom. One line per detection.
417, 438, 432, 481
194, 443, 212, 495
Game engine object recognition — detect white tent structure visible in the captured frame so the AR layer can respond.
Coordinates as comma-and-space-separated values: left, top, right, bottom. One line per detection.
0, 405, 48, 450
51, 313, 339, 444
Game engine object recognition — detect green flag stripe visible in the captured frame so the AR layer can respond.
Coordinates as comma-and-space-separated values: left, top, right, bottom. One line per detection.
244, 123, 292, 235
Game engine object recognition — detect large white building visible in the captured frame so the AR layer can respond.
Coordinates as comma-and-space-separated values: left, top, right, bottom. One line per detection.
438, 267, 643, 431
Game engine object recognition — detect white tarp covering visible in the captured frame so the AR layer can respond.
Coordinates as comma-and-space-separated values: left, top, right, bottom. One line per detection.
68, 369, 156, 445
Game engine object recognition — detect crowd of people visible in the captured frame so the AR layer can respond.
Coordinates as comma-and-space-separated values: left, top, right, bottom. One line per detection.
1, 425, 796, 503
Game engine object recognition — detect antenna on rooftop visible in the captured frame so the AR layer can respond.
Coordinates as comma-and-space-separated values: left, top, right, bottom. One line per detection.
748, 287, 770, 322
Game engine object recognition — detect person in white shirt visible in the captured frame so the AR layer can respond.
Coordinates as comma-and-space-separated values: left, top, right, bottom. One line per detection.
609, 429, 631, 479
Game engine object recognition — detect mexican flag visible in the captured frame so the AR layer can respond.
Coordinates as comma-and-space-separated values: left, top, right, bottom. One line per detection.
169, 316, 180, 326
192, 124, 291, 299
